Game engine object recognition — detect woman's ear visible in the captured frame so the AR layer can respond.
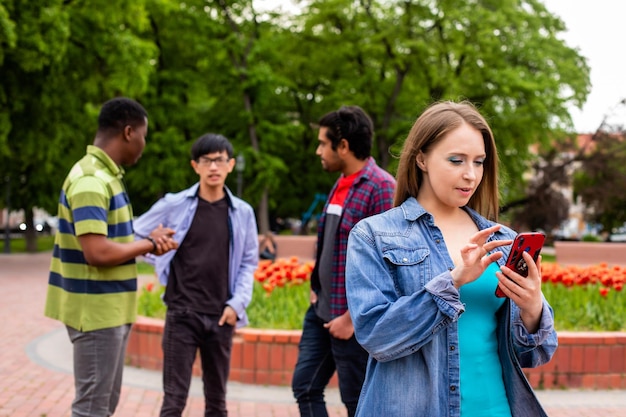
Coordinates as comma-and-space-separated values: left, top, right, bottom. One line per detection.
415, 151, 427, 171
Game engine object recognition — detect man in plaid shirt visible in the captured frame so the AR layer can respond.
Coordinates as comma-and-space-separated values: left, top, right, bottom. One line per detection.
292, 105, 396, 417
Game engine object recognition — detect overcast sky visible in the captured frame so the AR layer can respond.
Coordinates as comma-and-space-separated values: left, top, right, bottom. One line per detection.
257, 0, 626, 133
543, 0, 626, 133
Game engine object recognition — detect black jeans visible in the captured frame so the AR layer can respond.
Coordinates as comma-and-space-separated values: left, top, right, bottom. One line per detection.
160, 309, 234, 417
291, 305, 368, 417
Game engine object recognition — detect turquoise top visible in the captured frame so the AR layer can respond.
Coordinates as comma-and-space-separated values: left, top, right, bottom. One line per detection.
458, 262, 511, 416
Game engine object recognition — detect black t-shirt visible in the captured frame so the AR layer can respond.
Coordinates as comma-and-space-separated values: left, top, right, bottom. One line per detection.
165, 196, 230, 315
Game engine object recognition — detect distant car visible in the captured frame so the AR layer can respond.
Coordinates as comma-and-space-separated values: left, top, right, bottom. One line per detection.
608, 233, 626, 242
608, 224, 626, 242
16, 220, 52, 234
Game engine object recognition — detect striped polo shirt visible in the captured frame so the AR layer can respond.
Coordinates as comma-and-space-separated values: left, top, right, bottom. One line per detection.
45, 145, 137, 332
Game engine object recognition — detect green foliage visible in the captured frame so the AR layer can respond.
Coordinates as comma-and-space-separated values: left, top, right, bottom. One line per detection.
137, 261, 155, 275
247, 280, 310, 329
0, 0, 158, 222
288, 0, 591, 195
542, 283, 624, 331
137, 283, 166, 319
1, 0, 592, 239
5, 235, 54, 252
136, 280, 310, 329
574, 132, 626, 232
581, 234, 602, 242
136, 259, 623, 332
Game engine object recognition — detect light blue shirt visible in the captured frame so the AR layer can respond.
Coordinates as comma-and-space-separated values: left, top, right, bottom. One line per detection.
134, 183, 258, 327
345, 197, 557, 417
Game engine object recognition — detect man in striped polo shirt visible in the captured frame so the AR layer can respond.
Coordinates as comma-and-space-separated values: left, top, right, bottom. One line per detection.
45, 97, 178, 417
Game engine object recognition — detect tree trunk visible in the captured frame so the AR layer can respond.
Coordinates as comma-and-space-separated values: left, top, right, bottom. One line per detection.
24, 207, 37, 253
257, 189, 269, 235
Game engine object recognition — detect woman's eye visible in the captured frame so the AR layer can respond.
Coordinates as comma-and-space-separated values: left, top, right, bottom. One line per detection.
474, 160, 485, 166
449, 158, 463, 165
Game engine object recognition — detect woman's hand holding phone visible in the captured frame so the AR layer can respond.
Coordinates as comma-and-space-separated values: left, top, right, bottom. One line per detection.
495, 232, 545, 297
495, 232, 546, 333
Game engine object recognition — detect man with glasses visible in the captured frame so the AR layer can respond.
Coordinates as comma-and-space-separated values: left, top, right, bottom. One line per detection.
134, 133, 258, 417
292, 105, 396, 417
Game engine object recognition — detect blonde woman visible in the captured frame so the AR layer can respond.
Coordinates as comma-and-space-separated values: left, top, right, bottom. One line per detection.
345, 101, 557, 417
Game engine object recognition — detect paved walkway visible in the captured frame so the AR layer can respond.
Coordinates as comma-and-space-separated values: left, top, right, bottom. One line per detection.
1, 251, 626, 417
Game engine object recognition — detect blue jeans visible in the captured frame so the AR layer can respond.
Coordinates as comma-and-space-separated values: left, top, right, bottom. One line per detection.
66, 324, 131, 417
160, 309, 234, 417
292, 305, 368, 417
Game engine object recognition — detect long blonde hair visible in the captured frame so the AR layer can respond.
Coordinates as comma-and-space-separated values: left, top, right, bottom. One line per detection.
394, 101, 500, 221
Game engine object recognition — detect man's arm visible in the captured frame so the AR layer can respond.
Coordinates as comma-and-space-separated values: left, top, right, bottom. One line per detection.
79, 234, 155, 266
224, 206, 259, 322
79, 227, 177, 266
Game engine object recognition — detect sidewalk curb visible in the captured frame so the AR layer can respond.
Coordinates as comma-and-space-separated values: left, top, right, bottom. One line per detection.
26, 326, 341, 405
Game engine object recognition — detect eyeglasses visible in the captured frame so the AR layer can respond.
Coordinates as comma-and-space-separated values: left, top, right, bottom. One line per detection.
197, 156, 231, 167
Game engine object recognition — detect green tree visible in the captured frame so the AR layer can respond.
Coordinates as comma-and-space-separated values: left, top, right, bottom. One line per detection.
0, 0, 593, 249
0, 0, 157, 251
574, 130, 626, 233
280, 0, 590, 206
130, 0, 303, 234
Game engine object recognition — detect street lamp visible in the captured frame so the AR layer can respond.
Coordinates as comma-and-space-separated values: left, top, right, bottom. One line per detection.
236, 153, 246, 197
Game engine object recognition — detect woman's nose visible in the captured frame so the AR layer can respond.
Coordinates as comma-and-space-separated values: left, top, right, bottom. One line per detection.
463, 166, 476, 180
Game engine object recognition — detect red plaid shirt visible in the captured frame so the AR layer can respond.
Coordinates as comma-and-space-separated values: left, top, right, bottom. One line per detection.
311, 157, 396, 318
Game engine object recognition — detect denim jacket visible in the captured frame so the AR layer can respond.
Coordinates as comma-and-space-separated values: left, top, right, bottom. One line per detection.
345, 197, 557, 417
134, 183, 258, 327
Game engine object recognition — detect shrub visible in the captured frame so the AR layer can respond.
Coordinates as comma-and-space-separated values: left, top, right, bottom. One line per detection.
137, 281, 166, 320
138, 259, 625, 331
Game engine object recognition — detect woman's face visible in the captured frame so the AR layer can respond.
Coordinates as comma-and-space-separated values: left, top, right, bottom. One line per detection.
416, 122, 485, 210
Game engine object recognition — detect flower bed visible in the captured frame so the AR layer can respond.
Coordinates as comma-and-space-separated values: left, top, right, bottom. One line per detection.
542, 263, 624, 331
128, 258, 626, 389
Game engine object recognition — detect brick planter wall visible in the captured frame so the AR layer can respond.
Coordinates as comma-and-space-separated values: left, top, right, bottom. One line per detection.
524, 332, 626, 389
126, 317, 625, 389
126, 317, 338, 387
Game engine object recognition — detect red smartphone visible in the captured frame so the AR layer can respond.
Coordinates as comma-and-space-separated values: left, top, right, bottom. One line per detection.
495, 232, 546, 298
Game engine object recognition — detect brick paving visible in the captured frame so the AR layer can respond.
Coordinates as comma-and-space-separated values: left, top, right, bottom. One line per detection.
1, 251, 625, 417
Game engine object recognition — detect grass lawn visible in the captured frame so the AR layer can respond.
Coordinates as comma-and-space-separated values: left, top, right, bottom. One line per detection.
2, 235, 55, 253
137, 261, 155, 274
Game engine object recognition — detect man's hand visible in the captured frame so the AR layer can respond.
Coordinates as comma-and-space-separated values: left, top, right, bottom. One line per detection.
323, 311, 354, 340
149, 224, 178, 255
219, 305, 237, 326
